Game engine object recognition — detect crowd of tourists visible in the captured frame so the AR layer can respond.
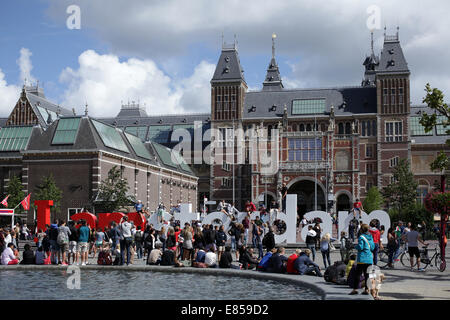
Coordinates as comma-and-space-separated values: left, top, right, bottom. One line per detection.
0, 197, 435, 300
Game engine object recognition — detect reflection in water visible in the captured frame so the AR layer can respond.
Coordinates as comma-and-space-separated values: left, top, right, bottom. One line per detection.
0, 270, 322, 300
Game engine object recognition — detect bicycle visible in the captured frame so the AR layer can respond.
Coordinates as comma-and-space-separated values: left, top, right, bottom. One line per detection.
378, 244, 410, 269
400, 244, 446, 272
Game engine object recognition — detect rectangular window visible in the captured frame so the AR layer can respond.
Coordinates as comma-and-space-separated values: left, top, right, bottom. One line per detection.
390, 156, 399, 167
367, 163, 373, 175
366, 180, 373, 190
366, 145, 373, 158
410, 117, 432, 136
385, 121, 402, 142
292, 99, 326, 115
221, 177, 232, 188
52, 118, 81, 145
383, 89, 388, 106
288, 138, 322, 161
436, 115, 447, 135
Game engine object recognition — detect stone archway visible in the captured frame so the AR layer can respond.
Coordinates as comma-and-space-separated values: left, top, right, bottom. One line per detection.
287, 178, 326, 217
336, 193, 351, 212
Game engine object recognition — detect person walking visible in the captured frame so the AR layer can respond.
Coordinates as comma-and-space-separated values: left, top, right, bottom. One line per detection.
369, 221, 382, 265
320, 233, 337, 269
386, 227, 397, 268
305, 225, 317, 261
57, 220, 71, 266
402, 224, 427, 272
215, 225, 227, 262
67, 221, 78, 265
349, 224, 375, 295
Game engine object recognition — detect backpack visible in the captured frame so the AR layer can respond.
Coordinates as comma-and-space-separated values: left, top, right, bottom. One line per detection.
345, 237, 354, 250
324, 264, 337, 282
57, 229, 69, 245
97, 251, 112, 265
134, 230, 143, 244
325, 261, 347, 284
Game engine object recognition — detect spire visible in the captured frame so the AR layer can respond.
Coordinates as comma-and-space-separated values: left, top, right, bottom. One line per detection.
262, 33, 283, 91
362, 31, 379, 87
212, 35, 246, 84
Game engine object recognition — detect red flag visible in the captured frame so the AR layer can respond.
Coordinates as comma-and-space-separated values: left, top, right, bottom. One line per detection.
1, 195, 9, 207
20, 194, 31, 210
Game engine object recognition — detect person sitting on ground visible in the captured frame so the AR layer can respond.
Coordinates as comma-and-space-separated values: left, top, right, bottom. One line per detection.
1, 243, 19, 265
219, 246, 239, 269
20, 243, 35, 265
267, 247, 288, 273
257, 248, 276, 272
148, 242, 163, 265
35, 246, 47, 265
205, 247, 218, 268
239, 246, 259, 270
195, 244, 206, 263
160, 248, 176, 266
287, 249, 301, 274
293, 249, 322, 277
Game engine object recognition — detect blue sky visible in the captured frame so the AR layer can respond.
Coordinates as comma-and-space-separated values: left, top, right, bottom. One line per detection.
1, 0, 450, 117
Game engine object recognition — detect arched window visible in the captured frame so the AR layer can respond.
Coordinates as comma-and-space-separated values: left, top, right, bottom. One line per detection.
345, 122, 351, 134
338, 123, 344, 134
300, 124, 305, 132
306, 124, 312, 131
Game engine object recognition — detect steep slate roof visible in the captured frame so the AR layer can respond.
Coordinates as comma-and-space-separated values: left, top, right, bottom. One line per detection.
243, 86, 377, 119
377, 35, 409, 74
211, 44, 246, 84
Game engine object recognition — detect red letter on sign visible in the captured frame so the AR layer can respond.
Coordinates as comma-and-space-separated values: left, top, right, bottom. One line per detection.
71, 212, 97, 229
34, 200, 53, 232
98, 212, 125, 231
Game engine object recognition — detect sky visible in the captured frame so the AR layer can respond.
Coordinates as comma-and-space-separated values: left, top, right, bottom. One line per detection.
1, 0, 450, 117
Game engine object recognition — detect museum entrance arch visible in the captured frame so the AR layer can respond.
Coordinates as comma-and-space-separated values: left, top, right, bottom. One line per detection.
336, 193, 351, 212
287, 178, 325, 217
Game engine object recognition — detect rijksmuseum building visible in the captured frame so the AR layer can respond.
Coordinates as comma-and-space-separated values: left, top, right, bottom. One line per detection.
0, 30, 449, 223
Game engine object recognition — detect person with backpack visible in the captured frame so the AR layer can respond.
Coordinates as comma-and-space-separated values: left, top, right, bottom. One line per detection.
305, 225, 317, 261
57, 220, 71, 266
134, 226, 144, 259
67, 221, 78, 265
166, 227, 177, 251
369, 220, 382, 265
349, 224, 375, 295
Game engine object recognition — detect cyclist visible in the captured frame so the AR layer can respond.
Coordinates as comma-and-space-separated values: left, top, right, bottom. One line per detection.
402, 224, 427, 272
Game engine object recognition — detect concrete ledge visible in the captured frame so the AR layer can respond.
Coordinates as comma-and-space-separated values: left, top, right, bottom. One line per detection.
0, 265, 372, 300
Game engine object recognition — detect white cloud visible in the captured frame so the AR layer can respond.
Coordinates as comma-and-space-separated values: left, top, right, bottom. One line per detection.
59, 50, 215, 117
17, 48, 36, 85
0, 69, 20, 117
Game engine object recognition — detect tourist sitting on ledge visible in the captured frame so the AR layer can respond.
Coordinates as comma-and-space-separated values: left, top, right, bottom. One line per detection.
194, 244, 206, 263
239, 246, 259, 270
20, 244, 35, 265
35, 246, 48, 265
1, 243, 19, 265
266, 247, 288, 273
294, 249, 322, 277
219, 247, 239, 269
257, 248, 276, 272
286, 249, 301, 274
205, 247, 218, 268
160, 249, 175, 266
148, 242, 163, 265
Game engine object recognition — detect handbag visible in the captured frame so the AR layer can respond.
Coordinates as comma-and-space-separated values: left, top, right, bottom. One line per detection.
329, 241, 336, 251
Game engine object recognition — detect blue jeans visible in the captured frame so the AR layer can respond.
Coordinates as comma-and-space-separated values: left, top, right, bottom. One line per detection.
307, 244, 316, 261
256, 242, 263, 259
321, 249, 331, 268
373, 243, 379, 265
303, 265, 322, 277
136, 243, 143, 259
231, 238, 236, 251
120, 238, 132, 265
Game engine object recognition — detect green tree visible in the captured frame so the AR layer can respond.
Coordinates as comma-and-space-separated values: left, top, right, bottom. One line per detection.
34, 174, 63, 215
5, 175, 25, 212
98, 166, 134, 213
363, 186, 384, 214
382, 159, 418, 217
420, 83, 450, 145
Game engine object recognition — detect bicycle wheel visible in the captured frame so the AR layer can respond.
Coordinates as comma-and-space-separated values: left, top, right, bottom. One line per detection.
378, 250, 389, 268
435, 254, 446, 272
400, 252, 416, 268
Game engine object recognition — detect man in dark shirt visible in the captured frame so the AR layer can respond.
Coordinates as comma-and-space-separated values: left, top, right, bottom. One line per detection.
280, 184, 288, 212
294, 249, 322, 277
267, 247, 288, 273
20, 244, 35, 265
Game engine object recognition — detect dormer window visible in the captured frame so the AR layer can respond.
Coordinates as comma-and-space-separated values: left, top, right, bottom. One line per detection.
224, 56, 230, 62
388, 60, 395, 66
223, 67, 230, 74
269, 105, 277, 112
388, 49, 394, 54
248, 106, 256, 113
